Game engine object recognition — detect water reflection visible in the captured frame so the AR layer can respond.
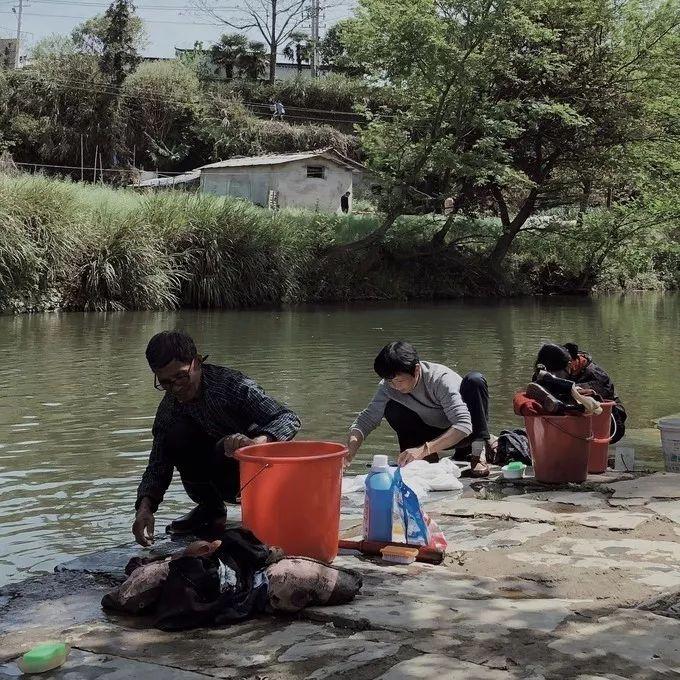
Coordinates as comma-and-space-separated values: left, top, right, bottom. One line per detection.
0, 294, 678, 585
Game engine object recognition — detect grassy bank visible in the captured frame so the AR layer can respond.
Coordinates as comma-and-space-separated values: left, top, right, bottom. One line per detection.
0, 174, 675, 313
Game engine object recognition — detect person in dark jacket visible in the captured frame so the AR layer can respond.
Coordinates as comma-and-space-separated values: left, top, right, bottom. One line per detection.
132, 331, 301, 546
534, 343, 627, 443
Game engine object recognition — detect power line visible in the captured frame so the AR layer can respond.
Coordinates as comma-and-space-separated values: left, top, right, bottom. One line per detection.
15, 161, 187, 173
13, 68, 406, 127
16, 69, 392, 122
244, 101, 365, 119
25, 0, 243, 8
0, 11, 235, 24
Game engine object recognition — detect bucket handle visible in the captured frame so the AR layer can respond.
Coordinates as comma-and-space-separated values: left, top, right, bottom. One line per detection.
592, 413, 617, 446
545, 417, 594, 442
239, 463, 271, 495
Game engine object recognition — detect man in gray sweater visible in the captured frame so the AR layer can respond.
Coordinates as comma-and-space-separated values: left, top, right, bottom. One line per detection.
347, 341, 491, 476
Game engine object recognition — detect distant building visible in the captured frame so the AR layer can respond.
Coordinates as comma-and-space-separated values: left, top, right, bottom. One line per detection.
272, 62, 332, 81
0, 38, 19, 69
198, 149, 363, 213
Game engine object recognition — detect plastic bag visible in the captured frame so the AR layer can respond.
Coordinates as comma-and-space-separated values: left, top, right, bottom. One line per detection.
393, 468, 447, 550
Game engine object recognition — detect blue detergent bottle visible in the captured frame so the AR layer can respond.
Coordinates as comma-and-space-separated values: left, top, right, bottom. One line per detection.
364, 454, 395, 542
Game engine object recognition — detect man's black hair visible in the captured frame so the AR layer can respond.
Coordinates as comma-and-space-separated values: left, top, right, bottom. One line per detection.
374, 341, 420, 379
535, 343, 571, 372
146, 330, 198, 371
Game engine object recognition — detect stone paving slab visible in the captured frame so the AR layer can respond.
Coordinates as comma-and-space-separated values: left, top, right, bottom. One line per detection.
71, 617, 410, 679
509, 535, 680, 591
509, 550, 680, 590
543, 537, 680, 562
0, 572, 115, 661
438, 498, 649, 530
0, 649, 216, 680
516, 491, 609, 508
606, 497, 649, 507
306, 585, 584, 635
375, 654, 513, 679
499, 471, 634, 489
4, 473, 680, 680
549, 609, 680, 675
647, 500, 680, 524
608, 472, 680, 500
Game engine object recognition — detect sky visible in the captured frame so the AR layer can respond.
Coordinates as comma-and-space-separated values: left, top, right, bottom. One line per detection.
0, 0, 355, 59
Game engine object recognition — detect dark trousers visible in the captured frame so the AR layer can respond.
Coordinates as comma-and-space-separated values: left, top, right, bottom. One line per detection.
164, 417, 240, 509
384, 371, 490, 460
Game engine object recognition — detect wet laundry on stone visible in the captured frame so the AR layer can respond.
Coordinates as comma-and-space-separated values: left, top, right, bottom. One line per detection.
102, 527, 362, 630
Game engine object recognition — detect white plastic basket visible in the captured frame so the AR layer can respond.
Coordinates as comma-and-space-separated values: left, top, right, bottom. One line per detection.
658, 417, 680, 473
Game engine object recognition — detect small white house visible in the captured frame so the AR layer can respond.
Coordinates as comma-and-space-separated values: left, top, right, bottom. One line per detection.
198, 149, 363, 213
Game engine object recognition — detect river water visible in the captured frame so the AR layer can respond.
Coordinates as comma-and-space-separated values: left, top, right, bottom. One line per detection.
0, 294, 678, 586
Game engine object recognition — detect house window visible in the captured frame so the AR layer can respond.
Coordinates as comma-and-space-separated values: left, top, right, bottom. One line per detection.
306, 165, 326, 179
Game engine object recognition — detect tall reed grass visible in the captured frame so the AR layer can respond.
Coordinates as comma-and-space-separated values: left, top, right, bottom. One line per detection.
0, 173, 400, 312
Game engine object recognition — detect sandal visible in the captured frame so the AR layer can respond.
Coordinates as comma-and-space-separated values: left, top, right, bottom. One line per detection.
461, 459, 490, 478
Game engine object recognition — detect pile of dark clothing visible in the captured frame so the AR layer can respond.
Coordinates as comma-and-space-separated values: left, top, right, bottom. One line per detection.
488, 428, 532, 466
102, 528, 362, 631
513, 343, 626, 444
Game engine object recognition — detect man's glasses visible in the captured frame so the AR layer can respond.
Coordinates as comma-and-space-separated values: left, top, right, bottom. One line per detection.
153, 357, 206, 391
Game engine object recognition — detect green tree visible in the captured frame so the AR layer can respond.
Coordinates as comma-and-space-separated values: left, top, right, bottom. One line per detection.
177, 41, 216, 81
336, 0, 514, 252
121, 60, 203, 167
72, 12, 146, 56
483, 0, 680, 274
283, 31, 312, 74
3, 45, 113, 170
211, 33, 267, 80
239, 40, 268, 80
100, 0, 142, 88
320, 19, 364, 75
340, 0, 679, 276
194, 0, 308, 84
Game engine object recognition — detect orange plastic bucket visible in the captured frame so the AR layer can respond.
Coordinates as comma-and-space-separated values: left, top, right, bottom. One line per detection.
234, 441, 346, 563
524, 414, 593, 483
589, 401, 615, 474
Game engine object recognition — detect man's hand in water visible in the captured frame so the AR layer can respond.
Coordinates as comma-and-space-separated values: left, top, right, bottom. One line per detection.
132, 499, 155, 547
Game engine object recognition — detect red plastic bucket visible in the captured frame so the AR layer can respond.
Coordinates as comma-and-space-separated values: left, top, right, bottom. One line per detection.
234, 441, 347, 563
524, 414, 593, 483
589, 401, 615, 474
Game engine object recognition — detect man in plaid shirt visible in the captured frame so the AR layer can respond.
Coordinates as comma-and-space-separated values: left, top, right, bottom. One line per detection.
132, 330, 301, 546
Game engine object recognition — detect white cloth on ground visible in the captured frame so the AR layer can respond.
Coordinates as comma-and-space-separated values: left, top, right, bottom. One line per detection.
342, 457, 463, 502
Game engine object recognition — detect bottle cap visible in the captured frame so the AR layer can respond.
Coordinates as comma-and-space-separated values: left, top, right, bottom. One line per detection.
371, 454, 389, 470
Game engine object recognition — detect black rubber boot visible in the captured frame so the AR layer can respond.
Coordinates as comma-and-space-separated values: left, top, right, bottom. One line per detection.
166, 504, 227, 535
526, 382, 564, 414
532, 370, 575, 398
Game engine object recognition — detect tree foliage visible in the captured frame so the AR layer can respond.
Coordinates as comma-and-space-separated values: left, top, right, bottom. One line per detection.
71, 12, 146, 56
283, 31, 313, 73
210, 33, 268, 80
193, 0, 308, 83
342, 0, 680, 275
99, 0, 142, 87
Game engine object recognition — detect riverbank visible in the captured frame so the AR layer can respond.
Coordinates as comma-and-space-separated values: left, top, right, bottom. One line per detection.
3, 471, 680, 678
1, 173, 676, 314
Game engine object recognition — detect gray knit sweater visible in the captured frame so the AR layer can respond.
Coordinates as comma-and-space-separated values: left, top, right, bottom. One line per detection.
350, 361, 472, 438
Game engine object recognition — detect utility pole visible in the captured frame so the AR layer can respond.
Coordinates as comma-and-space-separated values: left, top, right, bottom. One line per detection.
13, 0, 23, 68
310, 0, 319, 78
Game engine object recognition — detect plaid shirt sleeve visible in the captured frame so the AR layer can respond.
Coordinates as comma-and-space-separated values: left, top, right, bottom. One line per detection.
135, 395, 175, 512
230, 375, 301, 442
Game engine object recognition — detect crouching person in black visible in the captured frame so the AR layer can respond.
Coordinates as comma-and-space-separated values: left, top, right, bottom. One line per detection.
132, 330, 301, 546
